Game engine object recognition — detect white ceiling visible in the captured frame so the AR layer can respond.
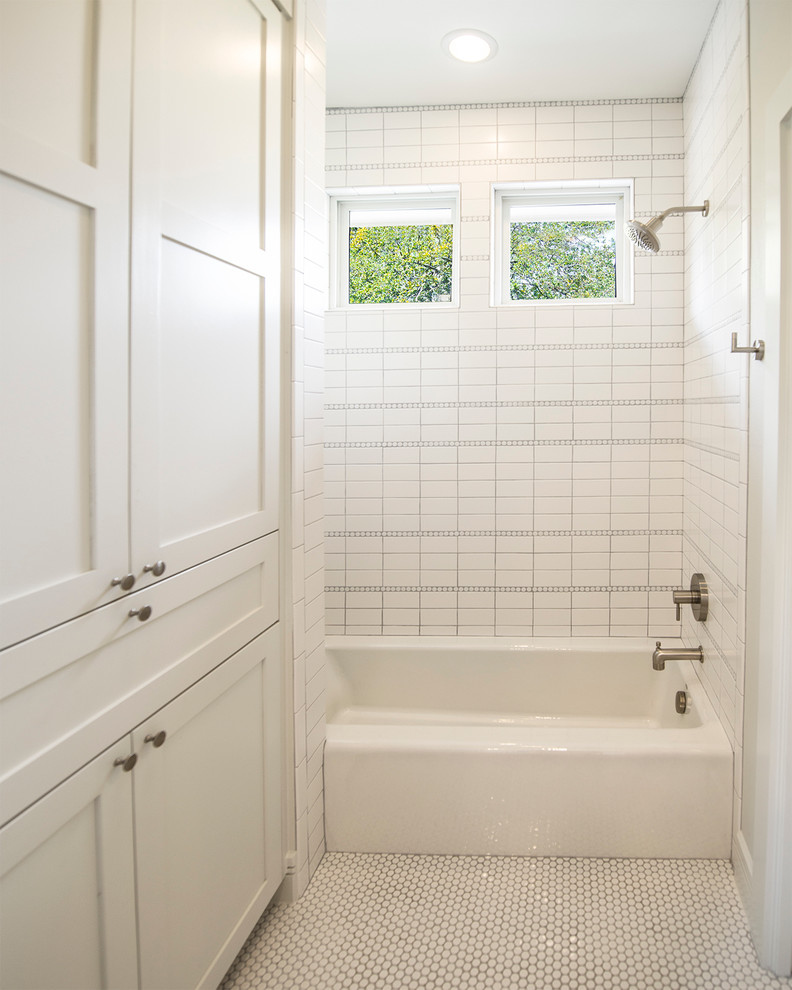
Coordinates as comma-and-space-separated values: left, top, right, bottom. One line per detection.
326, 0, 719, 108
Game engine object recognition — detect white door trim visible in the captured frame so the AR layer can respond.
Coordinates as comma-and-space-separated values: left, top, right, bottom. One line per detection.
743, 63, 792, 976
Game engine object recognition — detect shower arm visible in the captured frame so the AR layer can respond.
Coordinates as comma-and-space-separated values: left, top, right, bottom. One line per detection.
652, 201, 710, 224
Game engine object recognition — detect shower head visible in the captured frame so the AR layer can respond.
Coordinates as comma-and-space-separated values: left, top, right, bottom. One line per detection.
625, 200, 709, 253
625, 217, 662, 253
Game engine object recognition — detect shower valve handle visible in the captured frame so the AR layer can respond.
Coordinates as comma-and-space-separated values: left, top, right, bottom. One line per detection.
672, 574, 708, 622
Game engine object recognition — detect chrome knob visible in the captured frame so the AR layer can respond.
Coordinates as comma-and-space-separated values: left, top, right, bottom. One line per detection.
144, 730, 167, 748
128, 605, 153, 622
114, 753, 137, 772
111, 573, 136, 591
143, 560, 166, 577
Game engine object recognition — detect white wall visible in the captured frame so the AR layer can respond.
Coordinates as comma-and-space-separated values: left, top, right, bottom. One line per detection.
289, 0, 327, 895
682, 0, 750, 840
324, 99, 688, 638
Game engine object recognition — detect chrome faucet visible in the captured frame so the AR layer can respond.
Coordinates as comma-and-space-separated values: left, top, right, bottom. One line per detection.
652, 641, 704, 670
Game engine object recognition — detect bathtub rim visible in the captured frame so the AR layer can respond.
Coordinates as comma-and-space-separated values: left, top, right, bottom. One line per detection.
325, 634, 722, 736
326, 634, 685, 658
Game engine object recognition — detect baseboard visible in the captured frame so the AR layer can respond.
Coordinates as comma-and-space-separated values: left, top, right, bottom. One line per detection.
275, 871, 300, 903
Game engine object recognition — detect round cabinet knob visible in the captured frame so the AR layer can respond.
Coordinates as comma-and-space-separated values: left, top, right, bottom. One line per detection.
144, 730, 167, 748
143, 560, 166, 578
114, 753, 137, 772
128, 605, 153, 622
111, 573, 136, 591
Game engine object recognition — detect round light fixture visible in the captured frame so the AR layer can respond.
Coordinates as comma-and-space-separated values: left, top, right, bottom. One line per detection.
442, 29, 498, 64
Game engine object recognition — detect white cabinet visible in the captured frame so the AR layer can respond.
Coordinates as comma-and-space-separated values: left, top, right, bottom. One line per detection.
0, 739, 139, 990
134, 629, 282, 990
0, 627, 281, 990
0, 0, 284, 650
0, 0, 289, 985
0, 535, 279, 825
0, 0, 134, 647
129, 0, 282, 581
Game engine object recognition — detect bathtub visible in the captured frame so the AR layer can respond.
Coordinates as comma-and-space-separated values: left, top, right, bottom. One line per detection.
324, 637, 733, 858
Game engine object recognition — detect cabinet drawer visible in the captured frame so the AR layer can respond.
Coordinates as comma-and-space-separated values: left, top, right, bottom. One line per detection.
0, 533, 278, 825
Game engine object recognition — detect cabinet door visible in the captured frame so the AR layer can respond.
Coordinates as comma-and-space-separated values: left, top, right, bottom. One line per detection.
133, 625, 282, 990
0, 740, 138, 990
0, 1, 133, 649
129, 0, 283, 586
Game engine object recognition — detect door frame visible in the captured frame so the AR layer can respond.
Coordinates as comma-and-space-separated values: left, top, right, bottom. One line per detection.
741, 61, 792, 976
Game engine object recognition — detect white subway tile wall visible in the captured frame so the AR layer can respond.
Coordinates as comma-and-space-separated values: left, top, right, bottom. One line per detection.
292, 0, 327, 894
682, 0, 749, 842
324, 98, 686, 638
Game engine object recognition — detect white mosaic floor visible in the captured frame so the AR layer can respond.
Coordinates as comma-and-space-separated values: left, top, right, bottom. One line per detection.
221, 853, 792, 990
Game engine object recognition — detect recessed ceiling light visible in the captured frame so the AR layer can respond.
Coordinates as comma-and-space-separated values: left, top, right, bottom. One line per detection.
442, 29, 498, 64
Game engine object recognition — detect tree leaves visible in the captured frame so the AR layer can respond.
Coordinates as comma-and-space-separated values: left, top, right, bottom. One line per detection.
346, 219, 616, 305
510, 221, 616, 300
348, 224, 453, 304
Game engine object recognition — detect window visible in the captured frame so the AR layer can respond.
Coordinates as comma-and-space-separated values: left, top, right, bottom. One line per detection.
493, 182, 633, 305
331, 190, 460, 308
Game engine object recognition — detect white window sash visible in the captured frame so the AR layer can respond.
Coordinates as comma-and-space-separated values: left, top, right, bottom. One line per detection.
494, 182, 633, 306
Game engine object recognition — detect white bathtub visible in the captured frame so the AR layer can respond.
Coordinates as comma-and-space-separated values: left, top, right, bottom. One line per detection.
324, 637, 733, 858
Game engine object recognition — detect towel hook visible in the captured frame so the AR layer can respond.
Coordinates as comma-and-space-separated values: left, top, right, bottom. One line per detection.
731, 332, 765, 360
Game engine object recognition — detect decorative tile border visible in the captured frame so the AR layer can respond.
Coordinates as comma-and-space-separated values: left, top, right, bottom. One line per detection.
327, 399, 683, 410
326, 343, 684, 355
327, 153, 684, 172
327, 529, 683, 538
327, 585, 677, 594
327, 438, 683, 448
327, 97, 683, 114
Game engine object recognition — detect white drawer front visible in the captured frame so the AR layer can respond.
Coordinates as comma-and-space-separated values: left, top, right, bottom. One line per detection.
0, 533, 278, 824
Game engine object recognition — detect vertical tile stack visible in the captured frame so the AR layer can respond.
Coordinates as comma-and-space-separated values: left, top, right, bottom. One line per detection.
291, 0, 328, 893
682, 0, 749, 840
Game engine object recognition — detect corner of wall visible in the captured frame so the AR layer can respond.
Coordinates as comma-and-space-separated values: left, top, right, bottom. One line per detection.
681, 0, 751, 861
291, 0, 327, 888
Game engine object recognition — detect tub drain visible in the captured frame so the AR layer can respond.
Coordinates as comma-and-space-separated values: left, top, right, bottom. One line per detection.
675, 690, 688, 714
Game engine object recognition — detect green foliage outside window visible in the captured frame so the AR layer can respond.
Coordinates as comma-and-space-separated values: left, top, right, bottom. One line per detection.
510, 220, 616, 300
348, 224, 453, 304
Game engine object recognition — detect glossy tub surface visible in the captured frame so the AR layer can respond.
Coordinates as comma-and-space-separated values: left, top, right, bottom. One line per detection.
324, 637, 733, 857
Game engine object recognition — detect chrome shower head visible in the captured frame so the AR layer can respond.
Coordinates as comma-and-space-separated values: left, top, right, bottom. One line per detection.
625, 218, 661, 254
625, 200, 709, 252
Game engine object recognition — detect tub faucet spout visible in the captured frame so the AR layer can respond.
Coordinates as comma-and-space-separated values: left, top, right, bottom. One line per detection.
652, 641, 704, 670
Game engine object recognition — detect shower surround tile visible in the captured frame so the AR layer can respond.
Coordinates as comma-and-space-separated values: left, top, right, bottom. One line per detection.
288, 0, 327, 896
682, 0, 749, 846
220, 852, 792, 990
325, 98, 686, 638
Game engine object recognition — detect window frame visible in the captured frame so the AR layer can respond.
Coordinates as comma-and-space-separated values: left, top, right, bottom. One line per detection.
329, 186, 461, 310
492, 180, 634, 307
